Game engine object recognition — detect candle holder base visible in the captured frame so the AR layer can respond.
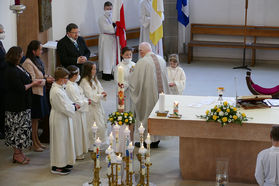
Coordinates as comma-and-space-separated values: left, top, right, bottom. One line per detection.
155, 110, 169, 117
168, 114, 182, 119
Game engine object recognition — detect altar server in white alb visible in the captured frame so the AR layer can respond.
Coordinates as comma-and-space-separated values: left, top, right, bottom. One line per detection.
49, 67, 80, 175
66, 65, 90, 160
139, 0, 163, 57
255, 125, 279, 186
167, 54, 186, 95
98, 1, 117, 81
79, 62, 108, 150
129, 42, 169, 148
114, 47, 136, 112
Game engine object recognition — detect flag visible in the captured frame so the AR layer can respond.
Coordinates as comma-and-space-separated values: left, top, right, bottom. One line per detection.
112, 0, 126, 48
149, 0, 164, 46
176, 0, 189, 27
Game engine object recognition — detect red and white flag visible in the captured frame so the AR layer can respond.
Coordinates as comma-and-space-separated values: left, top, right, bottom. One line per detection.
112, 0, 127, 48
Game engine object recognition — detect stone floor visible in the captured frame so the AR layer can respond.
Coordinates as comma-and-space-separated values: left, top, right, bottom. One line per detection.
1, 59, 278, 186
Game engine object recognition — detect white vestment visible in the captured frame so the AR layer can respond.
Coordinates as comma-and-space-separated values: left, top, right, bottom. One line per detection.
49, 82, 76, 167
114, 60, 136, 112
255, 146, 279, 186
65, 81, 89, 157
167, 66, 186, 95
139, 0, 163, 57
98, 14, 117, 74
79, 78, 107, 148
129, 52, 169, 142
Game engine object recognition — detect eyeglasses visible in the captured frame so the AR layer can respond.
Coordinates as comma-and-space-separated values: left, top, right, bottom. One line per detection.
70, 31, 80, 34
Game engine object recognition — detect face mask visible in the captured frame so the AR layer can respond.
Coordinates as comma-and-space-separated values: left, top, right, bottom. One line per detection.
75, 75, 81, 82
104, 10, 112, 17
62, 84, 66, 89
123, 58, 132, 64
0, 33, 5, 40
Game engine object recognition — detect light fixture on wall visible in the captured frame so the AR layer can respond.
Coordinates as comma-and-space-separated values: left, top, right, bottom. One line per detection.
9, 0, 26, 14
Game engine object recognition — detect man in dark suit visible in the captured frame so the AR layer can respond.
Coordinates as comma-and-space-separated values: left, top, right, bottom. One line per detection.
0, 24, 6, 139
57, 23, 90, 70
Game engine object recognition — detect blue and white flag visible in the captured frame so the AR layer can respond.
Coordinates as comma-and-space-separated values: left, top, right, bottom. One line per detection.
176, 0, 189, 27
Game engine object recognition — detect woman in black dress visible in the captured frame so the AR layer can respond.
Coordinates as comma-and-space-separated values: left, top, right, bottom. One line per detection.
23, 40, 54, 152
4, 46, 42, 164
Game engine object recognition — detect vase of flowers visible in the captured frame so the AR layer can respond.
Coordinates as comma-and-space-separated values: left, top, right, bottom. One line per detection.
198, 101, 248, 127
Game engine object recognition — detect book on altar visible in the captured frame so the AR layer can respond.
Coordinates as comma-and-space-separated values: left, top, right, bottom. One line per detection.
264, 99, 279, 107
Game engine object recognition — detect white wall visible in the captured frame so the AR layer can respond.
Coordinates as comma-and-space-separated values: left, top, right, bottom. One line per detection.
0, 1, 17, 51
52, 0, 140, 41
188, 0, 279, 60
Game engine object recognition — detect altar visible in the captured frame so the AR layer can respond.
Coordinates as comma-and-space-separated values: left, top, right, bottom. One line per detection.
148, 95, 279, 183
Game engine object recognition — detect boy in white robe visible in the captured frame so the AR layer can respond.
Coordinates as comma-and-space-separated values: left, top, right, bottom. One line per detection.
79, 62, 108, 150
167, 54, 186, 95
98, 1, 116, 81
49, 67, 80, 175
255, 125, 279, 186
114, 47, 136, 112
66, 65, 90, 160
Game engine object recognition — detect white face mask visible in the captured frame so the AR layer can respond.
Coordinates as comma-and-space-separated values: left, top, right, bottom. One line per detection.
123, 58, 132, 64
75, 75, 81, 82
0, 33, 5, 40
104, 10, 112, 17
62, 84, 66, 89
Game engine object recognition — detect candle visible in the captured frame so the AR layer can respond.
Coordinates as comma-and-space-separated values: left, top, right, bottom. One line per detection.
116, 154, 122, 184
139, 145, 147, 176
127, 142, 134, 172
124, 126, 130, 157
114, 124, 120, 153
138, 123, 145, 147
159, 92, 165, 113
105, 145, 114, 175
95, 137, 102, 168
118, 66, 124, 83
145, 133, 151, 164
173, 101, 179, 115
15, 0, 20, 5
91, 122, 98, 152
109, 132, 114, 147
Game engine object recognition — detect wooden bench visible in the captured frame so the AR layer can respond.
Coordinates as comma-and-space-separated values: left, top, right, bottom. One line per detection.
83, 27, 140, 61
188, 24, 279, 66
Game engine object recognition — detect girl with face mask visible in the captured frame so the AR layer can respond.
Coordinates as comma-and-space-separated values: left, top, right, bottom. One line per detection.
65, 65, 91, 160
114, 47, 136, 112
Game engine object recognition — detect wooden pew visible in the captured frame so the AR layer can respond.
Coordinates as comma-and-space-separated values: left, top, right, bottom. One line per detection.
188, 24, 279, 66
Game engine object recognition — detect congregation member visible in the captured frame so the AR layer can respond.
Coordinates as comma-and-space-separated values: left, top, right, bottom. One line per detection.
57, 23, 91, 70
79, 62, 107, 150
139, 0, 163, 57
167, 54, 186, 95
66, 65, 90, 160
129, 42, 169, 148
98, 1, 117, 81
114, 47, 135, 112
4, 47, 42, 164
0, 24, 6, 139
255, 125, 279, 186
49, 67, 80, 175
22, 40, 54, 152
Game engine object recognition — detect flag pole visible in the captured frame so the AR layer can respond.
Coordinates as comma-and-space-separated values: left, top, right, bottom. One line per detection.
233, 0, 251, 71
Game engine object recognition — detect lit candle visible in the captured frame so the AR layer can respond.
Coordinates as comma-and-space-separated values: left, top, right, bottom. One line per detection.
127, 142, 134, 172
117, 66, 124, 83
116, 154, 122, 184
173, 101, 179, 115
109, 132, 114, 147
145, 133, 151, 164
95, 137, 102, 168
139, 145, 147, 176
138, 123, 145, 147
91, 122, 98, 152
15, 0, 20, 5
114, 124, 120, 153
159, 92, 165, 113
105, 145, 114, 175
124, 126, 130, 157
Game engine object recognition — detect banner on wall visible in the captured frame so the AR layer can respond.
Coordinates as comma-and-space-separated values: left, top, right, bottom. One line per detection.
177, 0, 189, 27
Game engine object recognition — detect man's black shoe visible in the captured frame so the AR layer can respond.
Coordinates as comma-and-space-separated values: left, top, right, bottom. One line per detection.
51, 166, 71, 175
109, 74, 114, 80
135, 142, 147, 148
102, 73, 111, 81
150, 140, 160, 148
65, 165, 73, 170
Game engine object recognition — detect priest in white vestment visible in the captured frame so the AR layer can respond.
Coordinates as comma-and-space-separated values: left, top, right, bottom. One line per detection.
98, 1, 117, 81
255, 125, 279, 186
65, 66, 89, 160
167, 54, 186, 95
139, 0, 163, 57
114, 47, 136, 112
129, 42, 169, 147
49, 68, 79, 174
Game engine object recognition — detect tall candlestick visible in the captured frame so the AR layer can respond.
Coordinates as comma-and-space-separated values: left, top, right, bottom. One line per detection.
91, 122, 98, 152
159, 92, 165, 113
95, 137, 102, 168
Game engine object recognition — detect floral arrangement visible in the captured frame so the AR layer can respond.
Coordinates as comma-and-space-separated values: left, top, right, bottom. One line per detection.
108, 111, 135, 126
198, 101, 248, 126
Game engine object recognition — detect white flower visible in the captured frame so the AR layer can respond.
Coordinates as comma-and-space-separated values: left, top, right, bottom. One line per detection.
228, 119, 231, 123
219, 111, 224, 116
229, 115, 232, 118
225, 112, 228, 116
118, 116, 122, 120
217, 119, 221, 122
237, 113, 241, 118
